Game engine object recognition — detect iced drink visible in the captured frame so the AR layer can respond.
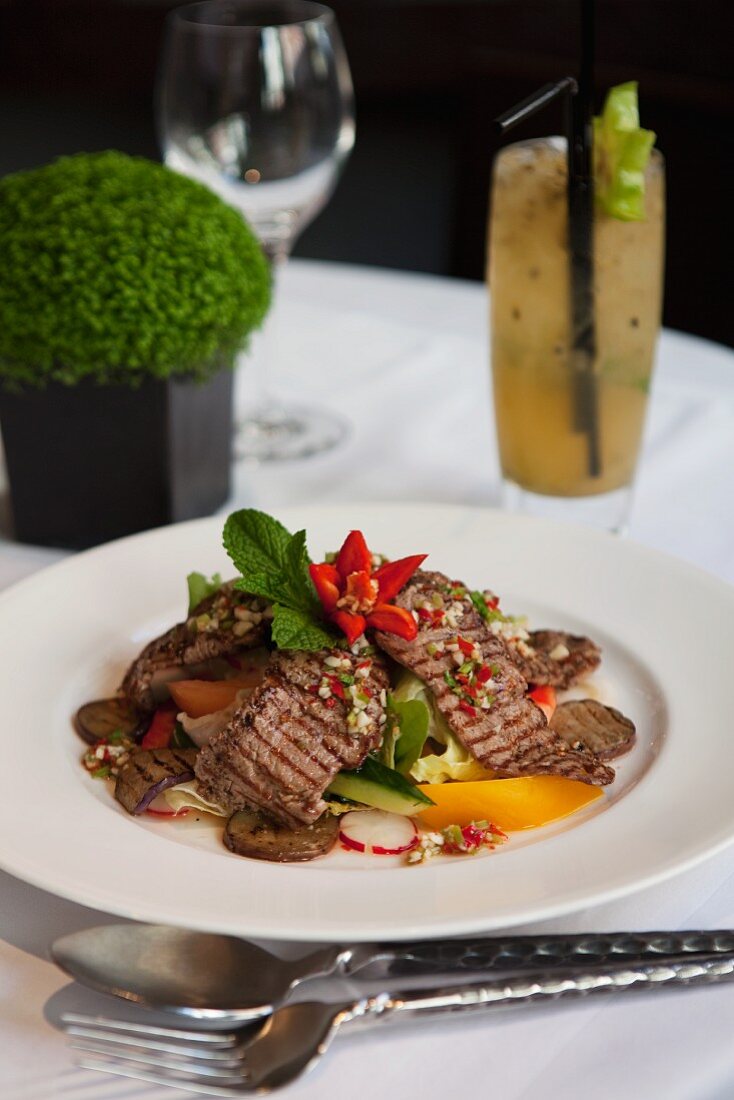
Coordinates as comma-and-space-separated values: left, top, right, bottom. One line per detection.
488, 137, 664, 500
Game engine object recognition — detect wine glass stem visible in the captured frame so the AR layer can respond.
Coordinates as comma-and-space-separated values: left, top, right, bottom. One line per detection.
247, 244, 289, 413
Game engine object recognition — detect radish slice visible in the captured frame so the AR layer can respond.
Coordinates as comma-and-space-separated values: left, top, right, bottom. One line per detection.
145, 792, 190, 818
339, 810, 418, 856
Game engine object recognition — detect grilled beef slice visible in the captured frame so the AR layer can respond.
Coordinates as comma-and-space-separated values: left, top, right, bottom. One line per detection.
509, 630, 601, 689
374, 571, 613, 786
195, 648, 390, 828
550, 699, 636, 760
121, 582, 271, 712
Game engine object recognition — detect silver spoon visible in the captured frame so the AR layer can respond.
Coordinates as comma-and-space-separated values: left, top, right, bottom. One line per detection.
51, 924, 734, 1022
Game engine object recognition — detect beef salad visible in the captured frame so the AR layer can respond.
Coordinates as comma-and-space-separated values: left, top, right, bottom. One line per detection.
74, 510, 636, 864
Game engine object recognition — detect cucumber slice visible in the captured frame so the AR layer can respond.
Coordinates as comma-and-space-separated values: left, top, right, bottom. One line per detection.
328, 756, 434, 816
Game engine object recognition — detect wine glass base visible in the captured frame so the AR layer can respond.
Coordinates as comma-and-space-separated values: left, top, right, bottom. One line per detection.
234, 403, 349, 462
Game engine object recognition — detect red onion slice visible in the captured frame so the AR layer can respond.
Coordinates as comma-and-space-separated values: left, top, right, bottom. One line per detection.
133, 770, 195, 814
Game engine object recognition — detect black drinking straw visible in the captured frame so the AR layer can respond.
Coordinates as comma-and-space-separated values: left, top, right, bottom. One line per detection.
493, 0, 601, 479
568, 0, 600, 476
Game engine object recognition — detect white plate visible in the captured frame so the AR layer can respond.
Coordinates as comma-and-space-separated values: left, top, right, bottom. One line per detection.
0, 503, 731, 941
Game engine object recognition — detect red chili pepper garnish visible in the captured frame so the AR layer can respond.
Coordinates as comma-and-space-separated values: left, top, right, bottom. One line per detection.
485, 595, 500, 610
311, 533, 426, 645
324, 697, 337, 709
328, 677, 346, 700
418, 608, 433, 621
371, 555, 427, 603
476, 665, 492, 684
335, 530, 372, 578
443, 821, 507, 855
458, 700, 477, 716
309, 562, 341, 613
329, 609, 367, 646
365, 603, 417, 640
457, 636, 474, 657
459, 825, 486, 850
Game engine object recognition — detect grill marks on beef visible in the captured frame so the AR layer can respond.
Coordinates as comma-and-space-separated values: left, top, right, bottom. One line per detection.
510, 630, 602, 689
121, 582, 269, 712
195, 649, 390, 828
375, 571, 613, 786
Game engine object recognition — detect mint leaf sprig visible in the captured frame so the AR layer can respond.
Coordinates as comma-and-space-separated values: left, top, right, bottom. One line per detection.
223, 509, 338, 651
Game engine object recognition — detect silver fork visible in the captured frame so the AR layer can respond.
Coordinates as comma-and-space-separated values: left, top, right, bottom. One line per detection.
66, 952, 734, 1096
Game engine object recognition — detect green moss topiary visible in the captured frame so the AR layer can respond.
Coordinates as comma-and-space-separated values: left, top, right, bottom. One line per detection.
0, 151, 271, 387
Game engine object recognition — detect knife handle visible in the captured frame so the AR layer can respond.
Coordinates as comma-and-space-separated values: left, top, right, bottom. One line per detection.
346, 931, 734, 977
347, 952, 734, 1029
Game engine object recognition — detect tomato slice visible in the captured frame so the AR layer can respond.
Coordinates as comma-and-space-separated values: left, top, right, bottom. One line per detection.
168, 675, 263, 718
140, 703, 178, 748
529, 685, 557, 723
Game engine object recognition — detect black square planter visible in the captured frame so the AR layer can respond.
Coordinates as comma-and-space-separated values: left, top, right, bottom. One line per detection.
0, 369, 234, 549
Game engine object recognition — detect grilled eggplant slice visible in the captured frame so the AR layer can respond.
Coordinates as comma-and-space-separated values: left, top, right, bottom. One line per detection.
114, 748, 198, 815
75, 698, 147, 746
224, 809, 339, 863
550, 699, 636, 760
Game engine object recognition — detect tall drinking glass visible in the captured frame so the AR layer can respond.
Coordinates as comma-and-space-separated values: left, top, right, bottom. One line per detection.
488, 137, 665, 531
158, 0, 355, 460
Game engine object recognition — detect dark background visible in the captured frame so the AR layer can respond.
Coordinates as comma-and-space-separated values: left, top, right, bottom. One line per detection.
1, 0, 731, 346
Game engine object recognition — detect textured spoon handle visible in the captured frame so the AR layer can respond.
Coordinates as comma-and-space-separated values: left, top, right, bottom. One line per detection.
357, 953, 734, 1026
359, 930, 734, 977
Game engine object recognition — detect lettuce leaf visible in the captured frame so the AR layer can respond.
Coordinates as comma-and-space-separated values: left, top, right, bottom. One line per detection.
187, 571, 222, 614
391, 670, 495, 784
594, 81, 656, 222
392, 698, 430, 776
163, 781, 227, 817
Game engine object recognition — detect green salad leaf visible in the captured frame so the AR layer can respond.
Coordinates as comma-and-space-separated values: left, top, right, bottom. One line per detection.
388, 697, 430, 776
410, 729, 492, 784
594, 81, 656, 221
392, 669, 495, 784
223, 509, 337, 651
171, 722, 196, 750
187, 571, 223, 614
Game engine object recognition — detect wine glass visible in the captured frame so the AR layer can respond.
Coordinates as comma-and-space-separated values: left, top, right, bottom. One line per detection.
158, 0, 355, 460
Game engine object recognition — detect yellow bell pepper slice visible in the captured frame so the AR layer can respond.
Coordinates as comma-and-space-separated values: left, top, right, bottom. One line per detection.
417, 776, 603, 832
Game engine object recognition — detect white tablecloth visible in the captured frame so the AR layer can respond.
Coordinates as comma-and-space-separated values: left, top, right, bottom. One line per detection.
2, 260, 734, 1100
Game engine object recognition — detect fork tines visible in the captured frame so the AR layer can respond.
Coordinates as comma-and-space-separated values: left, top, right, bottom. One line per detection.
63, 1011, 252, 1094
